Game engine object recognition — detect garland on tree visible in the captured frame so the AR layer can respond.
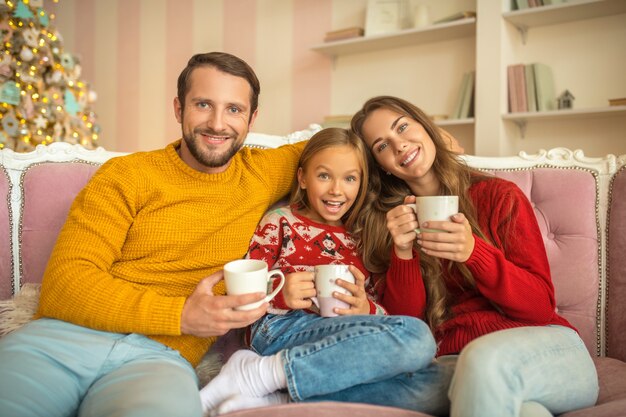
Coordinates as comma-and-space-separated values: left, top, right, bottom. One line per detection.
0, 0, 100, 151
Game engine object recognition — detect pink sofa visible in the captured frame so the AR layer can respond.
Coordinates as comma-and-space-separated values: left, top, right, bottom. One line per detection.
1, 139, 626, 416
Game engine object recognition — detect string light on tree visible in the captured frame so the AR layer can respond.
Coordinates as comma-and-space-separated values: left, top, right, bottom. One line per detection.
0, 0, 100, 151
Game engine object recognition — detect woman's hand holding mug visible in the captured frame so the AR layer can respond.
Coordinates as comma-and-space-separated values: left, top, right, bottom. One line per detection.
416, 213, 475, 262
386, 196, 419, 259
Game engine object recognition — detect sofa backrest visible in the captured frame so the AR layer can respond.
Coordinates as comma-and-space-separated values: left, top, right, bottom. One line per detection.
0, 127, 319, 300
463, 148, 623, 358
0, 166, 11, 298
0, 140, 624, 360
20, 162, 102, 289
481, 167, 599, 355
0, 144, 125, 300
607, 164, 626, 362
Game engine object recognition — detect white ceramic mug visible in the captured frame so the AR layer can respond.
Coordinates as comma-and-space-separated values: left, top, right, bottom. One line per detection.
224, 259, 286, 311
408, 196, 459, 233
312, 264, 355, 317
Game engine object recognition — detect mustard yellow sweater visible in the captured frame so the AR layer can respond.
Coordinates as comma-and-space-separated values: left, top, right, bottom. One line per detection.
38, 139, 305, 367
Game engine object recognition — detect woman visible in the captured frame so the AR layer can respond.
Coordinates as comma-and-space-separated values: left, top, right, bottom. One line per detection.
350, 95, 599, 417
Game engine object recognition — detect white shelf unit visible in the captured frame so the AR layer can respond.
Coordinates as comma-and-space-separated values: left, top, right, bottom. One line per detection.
437, 118, 475, 127
503, 106, 626, 137
311, 0, 625, 156
499, 0, 626, 146
312, 16, 477, 142
503, 0, 626, 43
311, 18, 476, 58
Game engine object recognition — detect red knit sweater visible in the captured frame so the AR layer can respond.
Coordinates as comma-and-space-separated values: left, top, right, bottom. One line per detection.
246, 205, 385, 315
378, 177, 575, 356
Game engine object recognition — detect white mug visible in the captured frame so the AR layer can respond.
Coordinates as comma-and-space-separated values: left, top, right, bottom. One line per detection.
224, 259, 286, 311
408, 196, 459, 233
312, 264, 355, 317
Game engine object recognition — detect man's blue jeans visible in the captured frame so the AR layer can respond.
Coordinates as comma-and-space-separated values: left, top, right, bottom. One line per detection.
249, 311, 453, 416
0, 318, 202, 417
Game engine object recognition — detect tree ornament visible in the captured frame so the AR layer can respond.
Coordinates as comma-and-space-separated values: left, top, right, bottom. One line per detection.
2, 112, 19, 136
13, 1, 35, 20
0, 82, 21, 105
0, 1, 100, 151
64, 88, 79, 116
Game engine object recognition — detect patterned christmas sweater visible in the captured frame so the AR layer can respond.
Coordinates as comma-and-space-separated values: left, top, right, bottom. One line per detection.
246, 205, 386, 316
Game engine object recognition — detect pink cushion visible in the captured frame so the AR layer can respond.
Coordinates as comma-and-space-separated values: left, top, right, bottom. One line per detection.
0, 167, 12, 299
560, 357, 626, 416
20, 162, 100, 287
488, 168, 600, 356
607, 166, 626, 362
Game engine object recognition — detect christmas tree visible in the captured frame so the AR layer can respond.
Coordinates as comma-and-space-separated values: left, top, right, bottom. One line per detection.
0, 0, 100, 151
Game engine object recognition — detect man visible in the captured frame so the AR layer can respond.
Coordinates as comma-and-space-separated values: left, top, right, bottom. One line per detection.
0, 52, 305, 417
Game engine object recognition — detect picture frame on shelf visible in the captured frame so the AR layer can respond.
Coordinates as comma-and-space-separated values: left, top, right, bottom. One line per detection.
364, 0, 410, 37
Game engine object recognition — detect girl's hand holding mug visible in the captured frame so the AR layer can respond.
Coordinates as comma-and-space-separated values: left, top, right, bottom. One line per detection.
332, 265, 370, 316
283, 271, 316, 310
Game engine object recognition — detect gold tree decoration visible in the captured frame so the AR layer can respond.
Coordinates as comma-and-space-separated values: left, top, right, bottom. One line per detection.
0, 0, 100, 151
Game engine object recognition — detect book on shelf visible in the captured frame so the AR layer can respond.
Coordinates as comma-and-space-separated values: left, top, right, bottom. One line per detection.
609, 97, 626, 106
433, 11, 476, 24
507, 65, 518, 113
515, 0, 562, 10
514, 0, 530, 10
525, 64, 537, 112
533, 63, 556, 111
324, 27, 364, 42
513, 64, 528, 112
451, 71, 475, 119
459, 71, 475, 118
507, 64, 527, 113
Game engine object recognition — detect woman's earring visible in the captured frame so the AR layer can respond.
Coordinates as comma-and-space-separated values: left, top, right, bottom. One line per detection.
386, 171, 391, 175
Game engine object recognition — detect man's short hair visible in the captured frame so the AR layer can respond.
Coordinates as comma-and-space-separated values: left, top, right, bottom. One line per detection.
177, 52, 260, 119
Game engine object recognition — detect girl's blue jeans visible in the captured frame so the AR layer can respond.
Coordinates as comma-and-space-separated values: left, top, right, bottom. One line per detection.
250, 312, 599, 417
249, 311, 452, 416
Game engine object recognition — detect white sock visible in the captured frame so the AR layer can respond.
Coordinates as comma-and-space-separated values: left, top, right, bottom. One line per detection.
520, 401, 553, 417
199, 350, 287, 413
215, 392, 290, 415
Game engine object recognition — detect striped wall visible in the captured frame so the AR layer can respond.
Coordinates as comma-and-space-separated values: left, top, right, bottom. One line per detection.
47, 0, 333, 152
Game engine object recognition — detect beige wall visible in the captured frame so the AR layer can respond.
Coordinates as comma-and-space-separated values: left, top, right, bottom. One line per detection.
50, 0, 332, 152
52, 0, 625, 156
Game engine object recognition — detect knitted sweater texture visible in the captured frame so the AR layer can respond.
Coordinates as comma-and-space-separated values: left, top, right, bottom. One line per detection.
37, 139, 305, 366
246, 205, 385, 315
380, 177, 574, 356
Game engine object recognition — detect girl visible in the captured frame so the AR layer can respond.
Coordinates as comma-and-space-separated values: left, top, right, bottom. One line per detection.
350, 96, 599, 417
199, 128, 450, 416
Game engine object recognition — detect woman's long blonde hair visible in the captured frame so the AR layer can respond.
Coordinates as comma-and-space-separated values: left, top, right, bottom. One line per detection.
289, 127, 370, 230
351, 96, 494, 331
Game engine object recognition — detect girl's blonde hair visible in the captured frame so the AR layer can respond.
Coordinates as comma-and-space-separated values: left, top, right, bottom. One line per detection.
289, 127, 370, 230
351, 96, 498, 331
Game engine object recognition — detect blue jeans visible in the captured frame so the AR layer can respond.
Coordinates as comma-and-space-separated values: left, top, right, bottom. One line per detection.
448, 325, 599, 417
249, 311, 453, 416
0, 318, 202, 417
251, 313, 599, 417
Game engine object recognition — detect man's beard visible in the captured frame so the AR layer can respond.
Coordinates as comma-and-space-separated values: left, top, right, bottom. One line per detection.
183, 128, 244, 168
